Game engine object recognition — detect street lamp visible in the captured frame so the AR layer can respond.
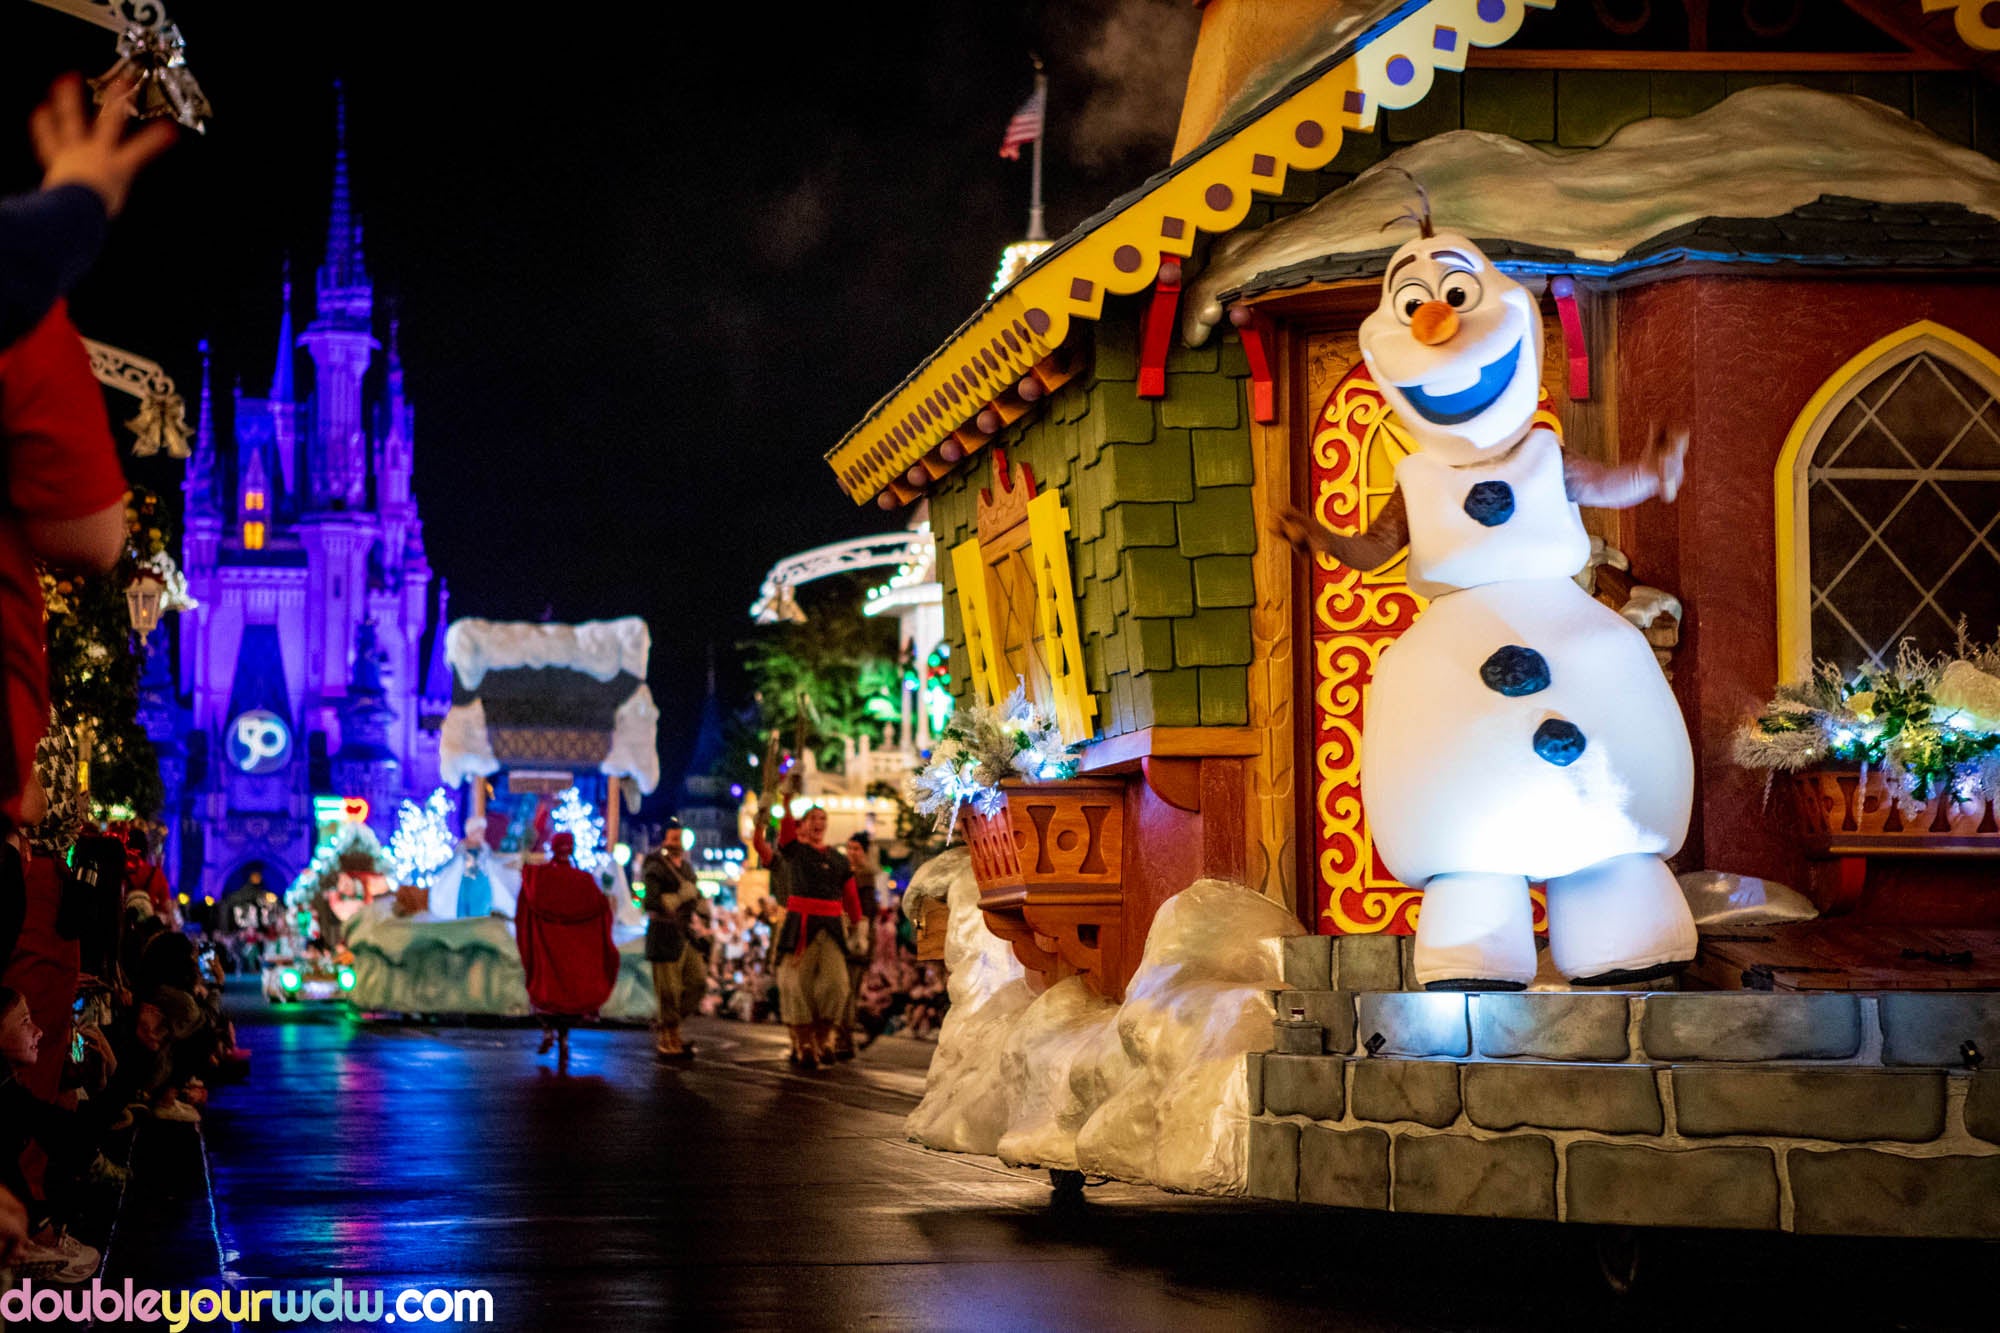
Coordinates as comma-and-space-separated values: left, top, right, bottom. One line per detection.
126, 571, 166, 637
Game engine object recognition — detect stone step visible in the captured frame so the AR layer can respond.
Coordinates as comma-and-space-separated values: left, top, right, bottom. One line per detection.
1263, 987, 2000, 1068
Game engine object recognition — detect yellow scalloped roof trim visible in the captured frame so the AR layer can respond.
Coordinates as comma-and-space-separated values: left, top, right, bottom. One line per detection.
827, 0, 1555, 505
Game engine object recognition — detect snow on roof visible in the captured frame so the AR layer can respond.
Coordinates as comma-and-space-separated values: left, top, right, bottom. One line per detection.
1186, 85, 2000, 343
440, 617, 660, 794
445, 617, 650, 691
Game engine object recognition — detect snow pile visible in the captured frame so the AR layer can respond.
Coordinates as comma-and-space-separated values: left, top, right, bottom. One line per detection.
900, 847, 962, 924
904, 848, 1041, 1151
445, 617, 651, 690
908, 853, 1301, 1195
439, 700, 497, 788
1678, 871, 1819, 928
604, 685, 662, 793
1188, 86, 2000, 342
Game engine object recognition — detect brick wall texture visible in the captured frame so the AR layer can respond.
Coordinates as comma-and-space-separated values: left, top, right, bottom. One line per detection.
1246, 988, 2000, 1237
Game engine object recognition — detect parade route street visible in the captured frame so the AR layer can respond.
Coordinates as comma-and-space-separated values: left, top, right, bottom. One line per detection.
125, 997, 1991, 1333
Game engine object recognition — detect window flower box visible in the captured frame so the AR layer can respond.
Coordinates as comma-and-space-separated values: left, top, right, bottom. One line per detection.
960, 777, 1126, 999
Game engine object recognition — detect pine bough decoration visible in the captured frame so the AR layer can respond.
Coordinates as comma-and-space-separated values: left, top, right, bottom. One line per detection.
910, 684, 1080, 842
1736, 633, 2000, 816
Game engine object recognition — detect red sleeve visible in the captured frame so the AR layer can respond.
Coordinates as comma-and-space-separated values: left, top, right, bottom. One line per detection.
602, 895, 620, 986
3, 301, 125, 522
515, 875, 536, 965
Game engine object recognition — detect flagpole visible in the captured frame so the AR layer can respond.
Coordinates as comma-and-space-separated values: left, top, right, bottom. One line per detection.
1027, 69, 1047, 242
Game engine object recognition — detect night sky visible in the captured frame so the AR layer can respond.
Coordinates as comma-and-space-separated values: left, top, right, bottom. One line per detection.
0, 0, 1198, 793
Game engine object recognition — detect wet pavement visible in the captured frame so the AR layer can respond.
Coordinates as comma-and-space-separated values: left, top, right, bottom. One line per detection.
106, 991, 1996, 1332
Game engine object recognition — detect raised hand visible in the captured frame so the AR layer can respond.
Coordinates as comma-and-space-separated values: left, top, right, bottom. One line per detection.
1269, 502, 1330, 557
32, 74, 177, 218
1647, 425, 1689, 503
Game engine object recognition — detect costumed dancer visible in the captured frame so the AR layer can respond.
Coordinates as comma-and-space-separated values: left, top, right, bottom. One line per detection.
513, 831, 618, 1067
753, 785, 861, 1070
1274, 179, 1695, 990
835, 832, 879, 1060
641, 820, 712, 1062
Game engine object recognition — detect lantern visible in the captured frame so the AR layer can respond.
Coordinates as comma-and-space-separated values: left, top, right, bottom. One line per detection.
126, 571, 166, 636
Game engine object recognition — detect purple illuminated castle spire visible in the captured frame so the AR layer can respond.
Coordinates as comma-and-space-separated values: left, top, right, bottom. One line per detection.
172, 87, 449, 896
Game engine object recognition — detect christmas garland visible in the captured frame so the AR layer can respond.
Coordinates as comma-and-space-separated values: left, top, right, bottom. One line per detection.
39, 486, 191, 820
910, 685, 1079, 842
1735, 634, 2000, 814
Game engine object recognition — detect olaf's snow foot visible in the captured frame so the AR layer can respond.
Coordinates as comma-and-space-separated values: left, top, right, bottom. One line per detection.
1546, 853, 1696, 987
1411, 872, 1536, 990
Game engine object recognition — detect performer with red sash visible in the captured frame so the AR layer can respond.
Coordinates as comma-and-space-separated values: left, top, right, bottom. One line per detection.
514, 832, 618, 1067
753, 802, 860, 1070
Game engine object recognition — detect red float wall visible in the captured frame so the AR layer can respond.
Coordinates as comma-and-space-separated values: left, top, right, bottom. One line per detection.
1615, 274, 2000, 892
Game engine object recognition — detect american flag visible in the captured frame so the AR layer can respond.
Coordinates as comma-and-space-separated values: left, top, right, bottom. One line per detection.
998, 82, 1046, 160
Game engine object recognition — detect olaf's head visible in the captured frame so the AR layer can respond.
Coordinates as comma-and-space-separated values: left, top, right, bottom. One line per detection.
1359, 229, 1542, 464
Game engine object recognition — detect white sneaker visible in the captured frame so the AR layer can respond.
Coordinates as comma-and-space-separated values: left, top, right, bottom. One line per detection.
154, 1099, 201, 1124
15, 1231, 98, 1283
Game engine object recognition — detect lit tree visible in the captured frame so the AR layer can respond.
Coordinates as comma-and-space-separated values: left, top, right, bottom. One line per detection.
553, 786, 606, 871
389, 788, 459, 888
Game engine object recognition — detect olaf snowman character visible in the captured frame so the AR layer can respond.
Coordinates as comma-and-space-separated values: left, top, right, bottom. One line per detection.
1274, 182, 1696, 989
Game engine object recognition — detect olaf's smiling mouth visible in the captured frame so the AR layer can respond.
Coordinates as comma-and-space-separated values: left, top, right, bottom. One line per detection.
1396, 340, 1522, 425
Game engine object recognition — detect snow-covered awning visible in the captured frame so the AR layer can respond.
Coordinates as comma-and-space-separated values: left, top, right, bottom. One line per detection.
823, 0, 1559, 507
439, 618, 659, 794
1186, 86, 2000, 342
446, 617, 650, 690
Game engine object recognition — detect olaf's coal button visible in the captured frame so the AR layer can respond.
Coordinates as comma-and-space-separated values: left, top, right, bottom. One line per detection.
1533, 719, 1586, 766
1463, 480, 1514, 526
1480, 645, 1550, 697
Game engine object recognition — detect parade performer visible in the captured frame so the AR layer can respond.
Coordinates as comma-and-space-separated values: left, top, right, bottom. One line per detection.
513, 831, 617, 1066
1275, 199, 1694, 991
834, 832, 879, 1061
453, 818, 495, 919
753, 795, 860, 1070
641, 822, 711, 1062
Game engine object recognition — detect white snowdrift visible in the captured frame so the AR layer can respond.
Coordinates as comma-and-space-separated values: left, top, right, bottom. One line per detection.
445, 617, 651, 690
438, 699, 498, 788
907, 849, 1301, 1195
604, 685, 662, 794
1188, 85, 2000, 342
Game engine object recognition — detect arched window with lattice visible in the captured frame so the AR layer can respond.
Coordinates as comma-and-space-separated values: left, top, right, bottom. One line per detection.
1777, 322, 2000, 680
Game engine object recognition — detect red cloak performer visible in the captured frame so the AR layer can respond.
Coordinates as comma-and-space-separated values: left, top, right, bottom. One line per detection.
514, 833, 618, 1059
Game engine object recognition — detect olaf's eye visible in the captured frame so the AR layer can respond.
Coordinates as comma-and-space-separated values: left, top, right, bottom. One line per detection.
1439, 270, 1483, 311
1392, 280, 1433, 325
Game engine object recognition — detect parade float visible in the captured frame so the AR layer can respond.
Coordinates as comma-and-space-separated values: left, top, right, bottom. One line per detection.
340, 618, 661, 1020
844, 0, 2000, 1241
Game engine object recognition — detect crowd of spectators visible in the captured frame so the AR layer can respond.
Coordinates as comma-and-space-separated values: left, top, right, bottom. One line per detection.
698, 878, 946, 1041
1, 75, 185, 1289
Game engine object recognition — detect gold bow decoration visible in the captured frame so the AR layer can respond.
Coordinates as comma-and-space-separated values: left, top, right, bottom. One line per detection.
123, 388, 191, 458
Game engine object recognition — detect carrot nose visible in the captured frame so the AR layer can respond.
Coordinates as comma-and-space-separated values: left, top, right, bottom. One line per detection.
1410, 300, 1460, 346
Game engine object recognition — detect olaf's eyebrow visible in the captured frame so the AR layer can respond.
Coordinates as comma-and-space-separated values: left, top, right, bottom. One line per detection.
1429, 248, 1476, 269
1387, 253, 1420, 283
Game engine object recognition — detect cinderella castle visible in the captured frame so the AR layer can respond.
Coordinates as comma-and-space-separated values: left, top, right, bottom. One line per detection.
160, 95, 453, 907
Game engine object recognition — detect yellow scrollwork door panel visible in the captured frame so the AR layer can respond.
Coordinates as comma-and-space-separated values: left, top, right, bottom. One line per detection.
1307, 346, 1559, 935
